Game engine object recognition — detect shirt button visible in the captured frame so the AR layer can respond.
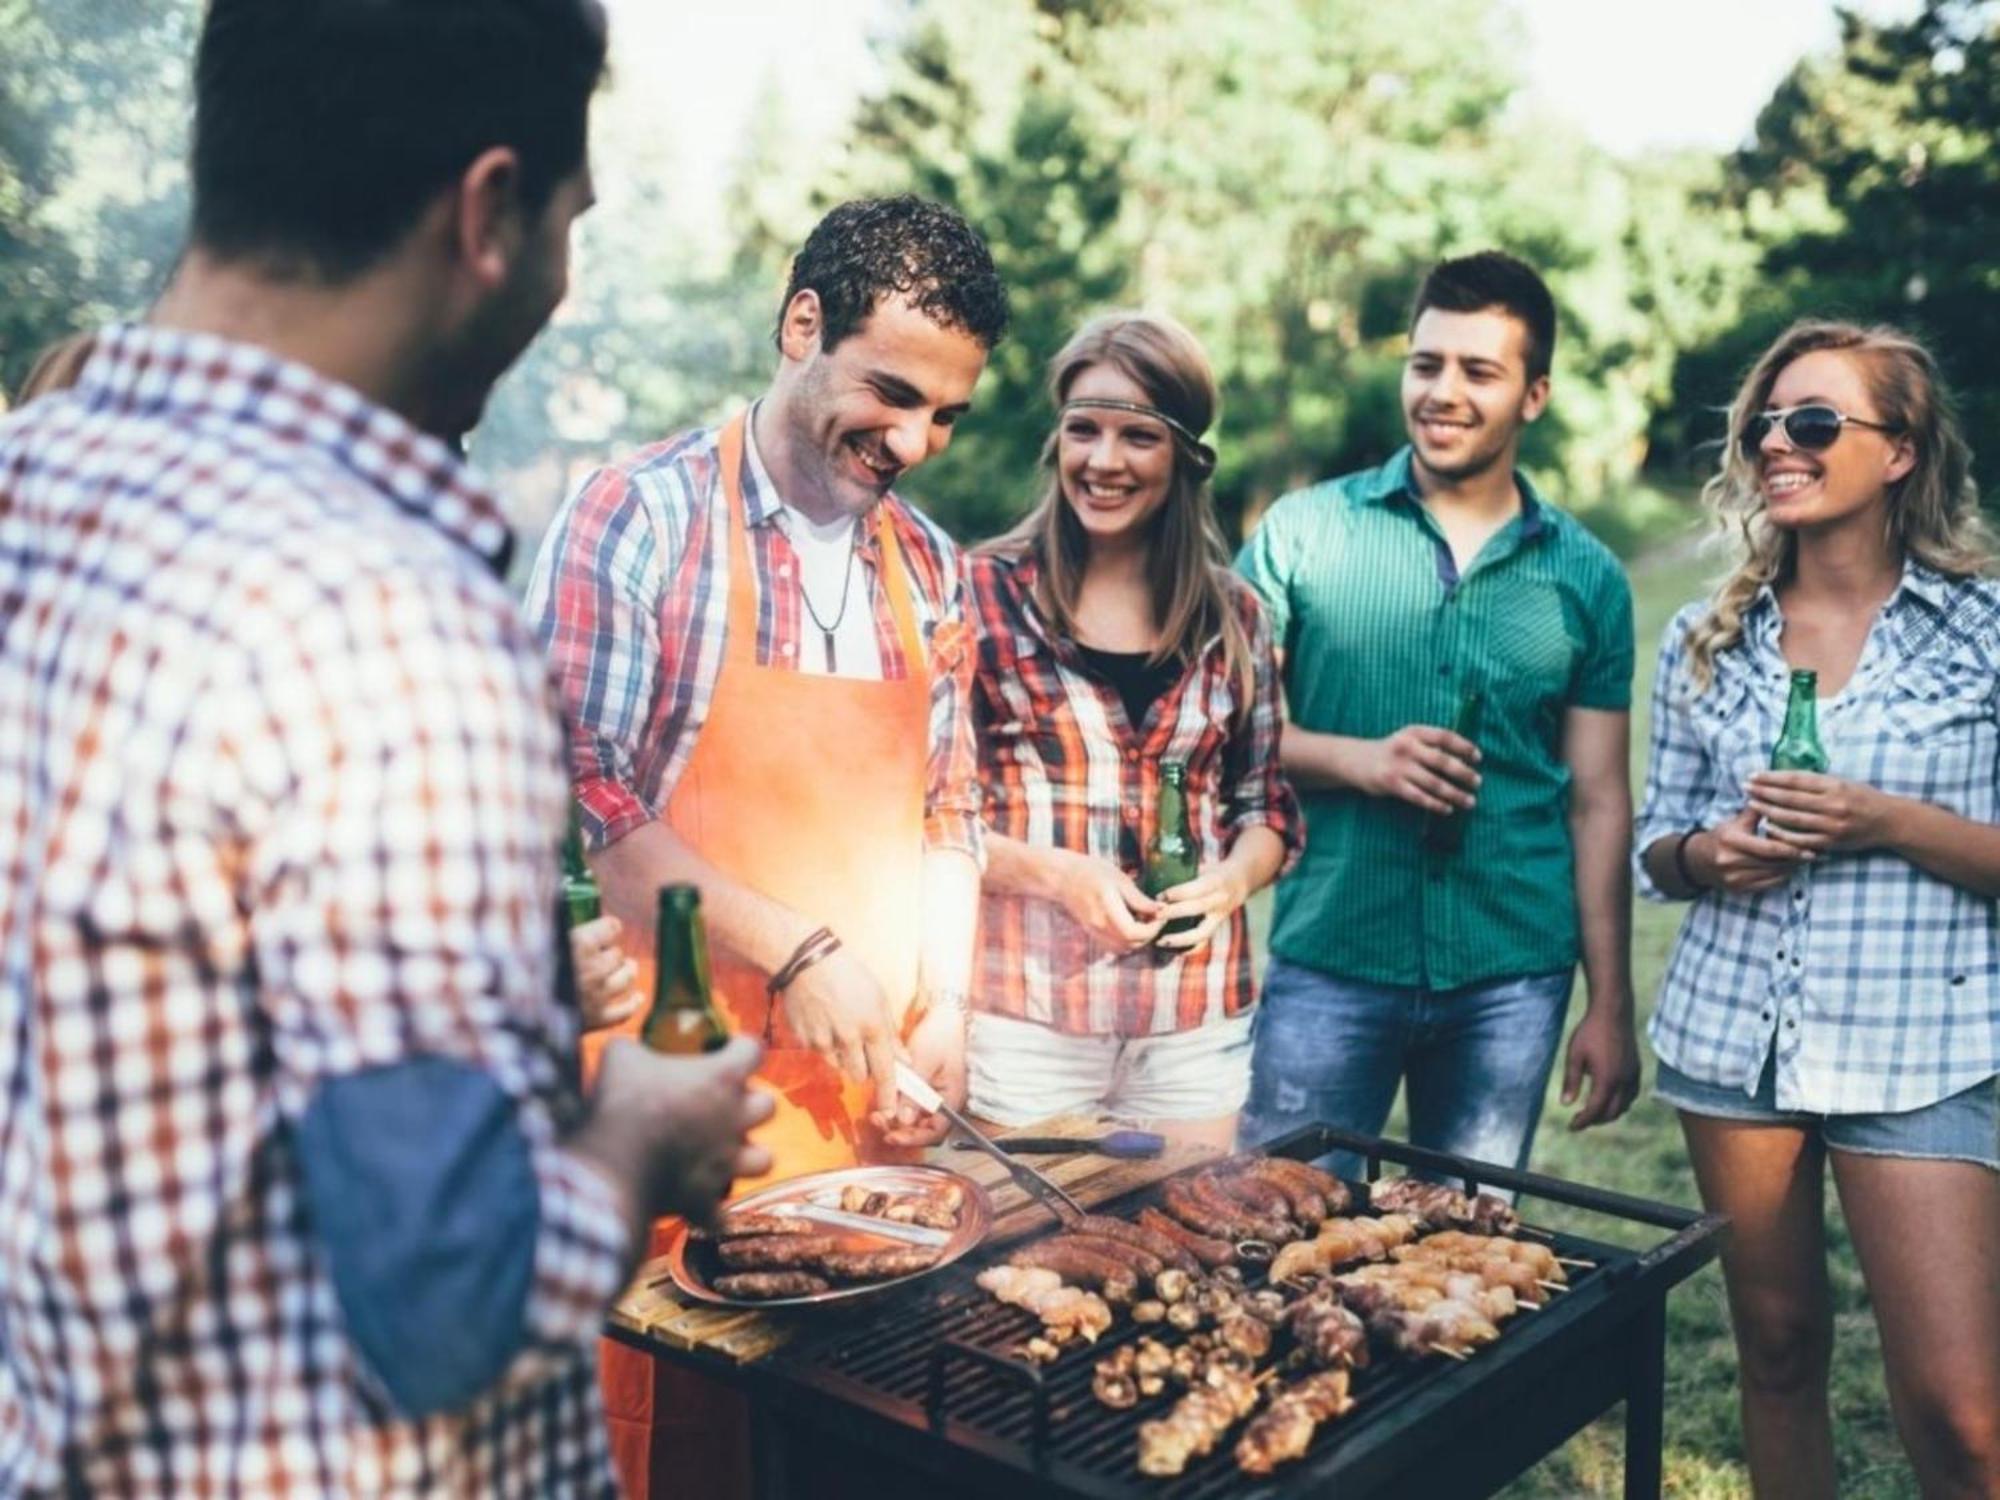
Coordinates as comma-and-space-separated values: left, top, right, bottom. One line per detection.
1123, 747, 1138, 762
1761, 1008, 1774, 1022
1792, 889, 1805, 902
1775, 949, 1784, 961
1437, 664, 1451, 677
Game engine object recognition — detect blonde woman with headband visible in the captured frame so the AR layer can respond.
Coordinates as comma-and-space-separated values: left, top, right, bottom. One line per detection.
1636, 320, 2000, 1497
963, 312, 1301, 1147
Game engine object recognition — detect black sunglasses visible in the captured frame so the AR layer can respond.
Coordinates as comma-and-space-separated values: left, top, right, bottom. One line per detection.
1739, 403, 1898, 459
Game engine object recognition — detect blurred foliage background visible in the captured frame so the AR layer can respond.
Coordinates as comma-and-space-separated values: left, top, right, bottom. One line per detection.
3, 0, 1995, 560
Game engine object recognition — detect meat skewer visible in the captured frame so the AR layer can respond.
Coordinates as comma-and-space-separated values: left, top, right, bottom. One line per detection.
975, 1265, 1114, 1349
1234, 1368, 1355, 1475
1415, 1229, 1567, 1284
1136, 1364, 1262, 1476
1367, 1177, 1521, 1236
1267, 1212, 1420, 1285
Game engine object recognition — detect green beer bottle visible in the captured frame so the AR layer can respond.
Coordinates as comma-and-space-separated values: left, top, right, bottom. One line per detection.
1421, 687, 1486, 856
641, 884, 730, 1055
561, 804, 601, 930
1144, 760, 1201, 941
1771, 670, 1829, 772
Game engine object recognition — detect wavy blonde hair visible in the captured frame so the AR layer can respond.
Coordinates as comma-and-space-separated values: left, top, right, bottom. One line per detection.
1683, 319, 1992, 688
985, 311, 1255, 716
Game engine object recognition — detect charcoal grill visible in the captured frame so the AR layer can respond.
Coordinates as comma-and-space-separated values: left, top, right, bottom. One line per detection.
610, 1124, 1725, 1500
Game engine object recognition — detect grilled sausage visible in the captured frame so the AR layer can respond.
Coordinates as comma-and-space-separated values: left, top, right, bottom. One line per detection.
1074, 1214, 1200, 1273
1234, 1160, 1327, 1228
1138, 1206, 1235, 1269
715, 1233, 844, 1270
713, 1212, 824, 1239
1006, 1241, 1139, 1303
817, 1247, 942, 1281
1161, 1177, 1254, 1242
1055, 1233, 1165, 1280
1262, 1158, 1353, 1216
1188, 1173, 1296, 1243
1211, 1167, 1293, 1220
713, 1271, 830, 1299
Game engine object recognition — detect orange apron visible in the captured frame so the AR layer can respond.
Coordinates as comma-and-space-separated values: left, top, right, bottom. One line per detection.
587, 413, 930, 1499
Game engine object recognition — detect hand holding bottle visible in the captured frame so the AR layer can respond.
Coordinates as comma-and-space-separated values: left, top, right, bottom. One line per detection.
1150, 861, 1255, 952
1358, 724, 1480, 816
1685, 808, 1809, 893
570, 914, 642, 1031
571, 1036, 774, 1235
1746, 772, 1891, 855
1051, 849, 1164, 951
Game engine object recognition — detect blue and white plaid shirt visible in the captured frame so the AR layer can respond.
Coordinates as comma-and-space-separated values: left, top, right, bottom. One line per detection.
1635, 561, 2000, 1114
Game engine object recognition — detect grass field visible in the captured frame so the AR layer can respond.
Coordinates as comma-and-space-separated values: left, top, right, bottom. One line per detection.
1253, 541, 1919, 1497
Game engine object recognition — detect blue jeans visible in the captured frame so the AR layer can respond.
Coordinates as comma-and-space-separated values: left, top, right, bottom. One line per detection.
1241, 957, 1573, 1180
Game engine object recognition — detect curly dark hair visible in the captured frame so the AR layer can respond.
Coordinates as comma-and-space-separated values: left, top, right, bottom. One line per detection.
777, 195, 1010, 353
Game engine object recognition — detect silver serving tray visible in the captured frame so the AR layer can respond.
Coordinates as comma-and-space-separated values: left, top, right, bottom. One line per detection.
667, 1163, 993, 1309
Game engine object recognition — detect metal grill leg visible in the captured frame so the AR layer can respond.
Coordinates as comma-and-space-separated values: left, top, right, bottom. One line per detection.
1623, 1301, 1667, 1500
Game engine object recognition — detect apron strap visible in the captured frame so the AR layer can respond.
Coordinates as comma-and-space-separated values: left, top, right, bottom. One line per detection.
717, 409, 927, 675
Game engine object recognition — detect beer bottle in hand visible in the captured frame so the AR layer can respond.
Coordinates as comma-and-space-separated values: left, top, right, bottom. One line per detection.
1420, 687, 1485, 856
1771, 670, 1829, 772
1143, 760, 1201, 941
642, 884, 730, 1055
561, 804, 601, 929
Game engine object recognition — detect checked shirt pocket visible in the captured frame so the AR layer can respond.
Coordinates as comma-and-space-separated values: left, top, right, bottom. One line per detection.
1881, 665, 1990, 748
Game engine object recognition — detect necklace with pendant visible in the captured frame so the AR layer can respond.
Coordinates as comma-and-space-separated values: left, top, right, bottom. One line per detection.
796, 520, 863, 672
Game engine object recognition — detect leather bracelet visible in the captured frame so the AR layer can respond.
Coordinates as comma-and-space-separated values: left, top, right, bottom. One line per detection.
1673, 829, 1706, 893
767, 925, 841, 1001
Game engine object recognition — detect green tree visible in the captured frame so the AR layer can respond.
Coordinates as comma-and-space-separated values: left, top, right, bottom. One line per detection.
1664, 1, 2000, 496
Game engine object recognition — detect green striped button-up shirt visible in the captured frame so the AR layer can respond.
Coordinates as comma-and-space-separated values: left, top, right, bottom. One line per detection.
1236, 447, 1634, 990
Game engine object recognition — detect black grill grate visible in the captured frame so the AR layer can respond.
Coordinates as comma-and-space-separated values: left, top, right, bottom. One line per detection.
776, 1158, 1630, 1500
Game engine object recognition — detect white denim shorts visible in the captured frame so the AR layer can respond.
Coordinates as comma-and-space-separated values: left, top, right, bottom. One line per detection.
967, 1009, 1256, 1127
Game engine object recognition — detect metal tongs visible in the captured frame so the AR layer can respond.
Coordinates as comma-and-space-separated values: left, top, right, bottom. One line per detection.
895, 1061, 1085, 1227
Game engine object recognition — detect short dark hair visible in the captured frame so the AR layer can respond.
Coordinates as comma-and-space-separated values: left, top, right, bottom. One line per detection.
777, 196, 1010, 354
191, 0, 607, 280
1410, 251, 1558, 382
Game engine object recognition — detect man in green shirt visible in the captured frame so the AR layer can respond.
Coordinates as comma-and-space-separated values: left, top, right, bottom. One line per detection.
1235, 251, 1639, 1176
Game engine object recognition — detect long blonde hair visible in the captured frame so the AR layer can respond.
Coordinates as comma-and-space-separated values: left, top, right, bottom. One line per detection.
1684, 319, 1992, 688
986, 311, 1255, 713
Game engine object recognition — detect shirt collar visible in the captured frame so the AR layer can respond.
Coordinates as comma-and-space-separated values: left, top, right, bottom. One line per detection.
79, 323, 513, 576
1748, 555, 1952, 621
1367, 444, 1547, 539
740, 400, 884, 560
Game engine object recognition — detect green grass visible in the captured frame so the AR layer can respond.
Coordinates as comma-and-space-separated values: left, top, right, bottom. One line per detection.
1252, 539, 1920, 1497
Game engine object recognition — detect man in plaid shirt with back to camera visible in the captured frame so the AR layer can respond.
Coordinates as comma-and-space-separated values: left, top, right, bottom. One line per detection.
0, 2, 770, 1495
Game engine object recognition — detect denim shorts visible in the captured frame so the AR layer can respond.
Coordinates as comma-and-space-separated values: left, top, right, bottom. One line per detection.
1656, 1057, 2000, 1171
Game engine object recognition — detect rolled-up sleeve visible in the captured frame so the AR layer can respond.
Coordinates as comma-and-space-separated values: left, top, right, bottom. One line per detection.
1633, 606, 1716, 901
240, 569, 633, 1414
1222, 586, 1304, 874
525, 463, 670, 850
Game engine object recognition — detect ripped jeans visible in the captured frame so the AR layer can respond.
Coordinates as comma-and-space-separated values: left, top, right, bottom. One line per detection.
1239, 957, 1573, 1181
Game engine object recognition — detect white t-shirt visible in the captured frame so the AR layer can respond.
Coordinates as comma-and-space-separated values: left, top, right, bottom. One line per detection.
780, 500, 883, 680
744, 408, 885, 680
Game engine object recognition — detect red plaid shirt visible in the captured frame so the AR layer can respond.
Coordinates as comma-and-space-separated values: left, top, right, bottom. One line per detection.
967, 548, 1301, 1036
524, 411, 980, 860
0, 326, 627, 1496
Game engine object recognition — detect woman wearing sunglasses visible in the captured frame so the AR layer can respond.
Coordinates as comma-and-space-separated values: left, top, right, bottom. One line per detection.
962, 312, 1300, 1147
1636, 320, 2000, 1496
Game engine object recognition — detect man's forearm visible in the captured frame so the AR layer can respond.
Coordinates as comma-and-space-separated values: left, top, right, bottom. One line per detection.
593, 820, 820, 977
919, 847, 980, 1005
1569, 795, 1634, 1014
1279, 724, 1372, 793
